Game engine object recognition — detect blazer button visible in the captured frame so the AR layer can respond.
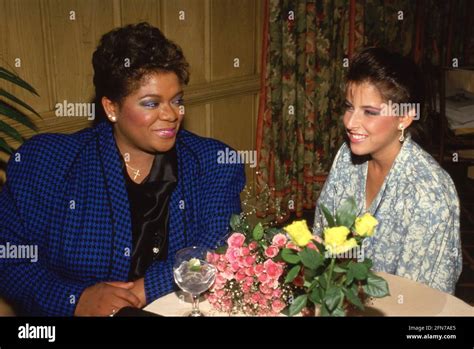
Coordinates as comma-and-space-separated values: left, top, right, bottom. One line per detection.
153, 247, 160, 254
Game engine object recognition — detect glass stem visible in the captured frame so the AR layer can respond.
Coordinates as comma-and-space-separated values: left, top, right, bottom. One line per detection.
191, 294, 200, 316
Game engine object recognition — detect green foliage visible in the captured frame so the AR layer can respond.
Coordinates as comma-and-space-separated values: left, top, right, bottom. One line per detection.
0, 66, 40, 157
284, 197, 389, 317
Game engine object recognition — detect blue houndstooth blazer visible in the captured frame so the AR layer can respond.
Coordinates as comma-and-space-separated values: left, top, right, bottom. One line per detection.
0, 121, 245, 316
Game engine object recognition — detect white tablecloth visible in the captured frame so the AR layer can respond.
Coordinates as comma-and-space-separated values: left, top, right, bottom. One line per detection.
144, 272, 474, 316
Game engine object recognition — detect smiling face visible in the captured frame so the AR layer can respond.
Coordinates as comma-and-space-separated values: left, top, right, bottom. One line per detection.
342, 81, 407, 160
104, 71, 184, 154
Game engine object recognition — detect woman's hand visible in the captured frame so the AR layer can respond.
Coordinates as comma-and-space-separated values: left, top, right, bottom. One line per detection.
128, 278, 146, 306
74, 281, 144, 316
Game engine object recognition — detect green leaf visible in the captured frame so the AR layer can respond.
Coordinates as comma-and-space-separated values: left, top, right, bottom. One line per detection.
314, 240, 326, 253
348, 262, 369, 281
303, 267, 317, 281
229, 214, 241, 231
252, 222, 264, 241
0, 120, 23, 142
335, 197, 357, 227
285, 265, 301, 283
324, 286, 344, 312
346, 269, 354, 286
281, 248, 301, 264
362, 258, 373, 269
318, 273, 328, 290
330, 305, 346, 317
320, 303, 330, 316
309, 286, 322, 304
0, 88, 41, 118
363, 273, 390, 298
343, 286, 365, 311
0, 102, 37, 131
288, 294, 308, 316
214, 245, 227, 254
298, 247, 324, 270
308, 279, 319, 291
0, 137, 13, 154
320, 203, 335, 227
0, 67, 39, 95
333, 265, 348, 273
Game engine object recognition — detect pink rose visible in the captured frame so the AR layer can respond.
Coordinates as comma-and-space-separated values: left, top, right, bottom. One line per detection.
241, 247, 250, 256
230, 262, 241, 272
285, 242, 301, 251
226, 247, 242, 263
264, 259, 283, 279
248, 241, 258, 250
272, 233, 288, 248
216, 261, 227, 272
251, 293, 261, 303
253, 264, 264, 276
235, 269, 247, 281
264, 279, 279, 289
258, 273, 268, 283
222, 298, 232, 310
215, 289, 225, 298
264, 246, 279, 258
243, 255, 256, 267
271, 299, 286, 313
221, 269, 234, 280
244, 267, 255, 276
228, 233, 246, 248
214, 274, 227, 288
259, 284, 272, 295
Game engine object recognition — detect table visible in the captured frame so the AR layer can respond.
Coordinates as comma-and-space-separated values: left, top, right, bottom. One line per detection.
144, 272, 474, 316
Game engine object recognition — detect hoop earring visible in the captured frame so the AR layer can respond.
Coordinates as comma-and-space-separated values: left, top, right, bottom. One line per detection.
399, 125, 405, 142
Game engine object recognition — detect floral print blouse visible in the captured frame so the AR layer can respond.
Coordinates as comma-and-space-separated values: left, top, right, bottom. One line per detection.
313, 136, 462, 294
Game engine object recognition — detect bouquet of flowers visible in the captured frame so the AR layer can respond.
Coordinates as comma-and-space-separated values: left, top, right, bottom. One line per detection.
283, 198, 390, 316
206, 197, 389, 316
206, 215, 295, 315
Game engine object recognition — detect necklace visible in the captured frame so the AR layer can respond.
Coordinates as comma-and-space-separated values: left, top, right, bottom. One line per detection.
125, 163, 141, 180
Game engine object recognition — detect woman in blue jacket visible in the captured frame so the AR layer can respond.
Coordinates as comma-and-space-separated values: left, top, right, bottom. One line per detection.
0, 22, 245, 316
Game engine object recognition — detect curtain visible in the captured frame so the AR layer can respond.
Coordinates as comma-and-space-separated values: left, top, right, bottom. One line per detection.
256, 0, 473, 222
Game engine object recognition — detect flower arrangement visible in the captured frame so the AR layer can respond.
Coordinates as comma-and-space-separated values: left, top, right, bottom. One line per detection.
206, 215, 294, 315
206, 197, 389, 316
282, 198, 389, 316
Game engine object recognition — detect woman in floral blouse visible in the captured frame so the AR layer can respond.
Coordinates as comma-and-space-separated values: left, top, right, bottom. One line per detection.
313, 47, 462, 294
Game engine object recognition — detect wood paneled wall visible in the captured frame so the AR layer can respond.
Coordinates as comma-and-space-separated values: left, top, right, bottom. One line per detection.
0, 0, 262, 184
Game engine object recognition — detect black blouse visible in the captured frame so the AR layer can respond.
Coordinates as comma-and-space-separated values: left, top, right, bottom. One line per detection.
122, 148, 178, 281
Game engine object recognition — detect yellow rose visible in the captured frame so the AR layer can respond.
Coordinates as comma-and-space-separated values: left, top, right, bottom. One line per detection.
324, 226, 350, 250
354, 213, 378, 237
285, 220, 313, 247
326, 237, 358, 255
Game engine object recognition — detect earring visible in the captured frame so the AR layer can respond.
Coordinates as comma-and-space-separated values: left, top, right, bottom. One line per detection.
398, 124, 405, 142
108, 114, 116, 122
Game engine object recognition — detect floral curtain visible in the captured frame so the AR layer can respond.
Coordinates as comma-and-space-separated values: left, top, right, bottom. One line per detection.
256, 0, 473, 222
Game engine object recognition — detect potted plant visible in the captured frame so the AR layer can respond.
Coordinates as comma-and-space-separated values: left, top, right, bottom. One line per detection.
0, 66, 41, 182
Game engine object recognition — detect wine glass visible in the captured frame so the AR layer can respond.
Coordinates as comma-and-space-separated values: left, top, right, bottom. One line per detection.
173, 246, 217, 317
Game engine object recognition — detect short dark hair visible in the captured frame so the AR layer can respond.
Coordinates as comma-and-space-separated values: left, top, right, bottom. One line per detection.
347, 47, 423, 106
92, 22, 189, 118
346, 47, 427, 145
